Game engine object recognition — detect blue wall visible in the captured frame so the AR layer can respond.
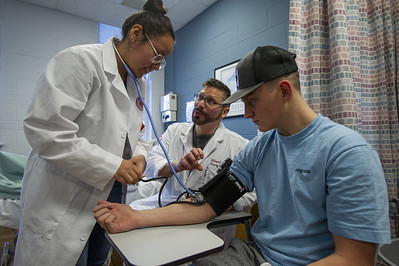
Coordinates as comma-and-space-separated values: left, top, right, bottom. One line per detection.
165, 0, 290, 140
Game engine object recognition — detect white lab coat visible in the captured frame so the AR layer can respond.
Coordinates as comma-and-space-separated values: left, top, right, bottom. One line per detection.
14, 38, 151, 266
130, 122, 257, 211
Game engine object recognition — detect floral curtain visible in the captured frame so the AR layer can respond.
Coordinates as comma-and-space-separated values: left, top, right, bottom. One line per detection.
289, 0, 399, 238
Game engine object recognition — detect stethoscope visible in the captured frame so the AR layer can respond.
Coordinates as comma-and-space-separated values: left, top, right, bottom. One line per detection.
113, 40, 195, 197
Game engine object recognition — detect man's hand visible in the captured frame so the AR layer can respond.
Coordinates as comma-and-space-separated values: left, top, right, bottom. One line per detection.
175, 147, 205, 172
114, 155, 146, 184
93, 200, 139, 233
158, 148, 205, 177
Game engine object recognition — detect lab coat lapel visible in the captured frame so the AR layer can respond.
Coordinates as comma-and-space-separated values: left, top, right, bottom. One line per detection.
103, 38, 129, 98
202, 122, 225, 160
180, 124, 195, 155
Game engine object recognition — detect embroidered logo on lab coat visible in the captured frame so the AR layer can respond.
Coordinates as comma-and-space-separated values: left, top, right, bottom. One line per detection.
136, 97, 143, 111
210, 158, 221, 168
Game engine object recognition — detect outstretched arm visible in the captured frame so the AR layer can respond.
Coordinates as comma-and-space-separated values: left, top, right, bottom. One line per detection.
93, 200, 216, 233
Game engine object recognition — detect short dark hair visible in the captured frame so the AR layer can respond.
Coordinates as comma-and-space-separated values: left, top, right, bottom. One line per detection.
121, 0, 175, 41
276, 71, 301, 92
202, 78, 231, 102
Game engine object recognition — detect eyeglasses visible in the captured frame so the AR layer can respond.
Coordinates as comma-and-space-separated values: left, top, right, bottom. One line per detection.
144, 33, 167, 69
194, 94, 223, 107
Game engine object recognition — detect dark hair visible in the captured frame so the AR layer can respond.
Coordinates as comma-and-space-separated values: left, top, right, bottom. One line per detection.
290, 71, 301, 92
277, 71, 301, 92
121, 0, 175, 40
202, 78, 231, 101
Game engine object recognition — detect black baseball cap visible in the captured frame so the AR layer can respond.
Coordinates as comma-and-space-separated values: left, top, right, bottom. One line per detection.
223, 46, 298, 105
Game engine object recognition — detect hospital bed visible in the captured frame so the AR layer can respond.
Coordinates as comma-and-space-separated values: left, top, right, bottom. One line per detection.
0, 151, 26, 266
0, 151, 25, 229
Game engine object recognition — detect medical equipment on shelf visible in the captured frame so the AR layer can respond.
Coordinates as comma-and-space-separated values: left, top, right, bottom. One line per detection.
161, 92, 177, 123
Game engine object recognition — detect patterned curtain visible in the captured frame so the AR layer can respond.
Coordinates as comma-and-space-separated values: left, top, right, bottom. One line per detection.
289, 0, 399, 238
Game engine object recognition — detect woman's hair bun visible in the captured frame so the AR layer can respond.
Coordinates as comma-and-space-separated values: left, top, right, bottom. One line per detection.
121, 0, 174, 40
143, 0, 167, 15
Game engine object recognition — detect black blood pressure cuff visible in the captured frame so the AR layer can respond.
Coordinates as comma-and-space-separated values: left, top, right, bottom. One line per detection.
196, 159, 247, 216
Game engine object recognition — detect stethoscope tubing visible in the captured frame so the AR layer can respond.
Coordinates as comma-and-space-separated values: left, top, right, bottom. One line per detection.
123, 63, 195, 196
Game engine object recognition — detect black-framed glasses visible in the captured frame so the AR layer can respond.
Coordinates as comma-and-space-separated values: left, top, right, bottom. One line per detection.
194, 94, 223, 107
144, 33, 167, 69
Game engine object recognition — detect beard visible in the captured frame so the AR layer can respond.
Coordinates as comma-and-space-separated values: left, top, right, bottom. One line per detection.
192, 108, 222, 125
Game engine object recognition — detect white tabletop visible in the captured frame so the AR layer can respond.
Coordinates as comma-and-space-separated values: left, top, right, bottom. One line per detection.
106, 211, 251, 266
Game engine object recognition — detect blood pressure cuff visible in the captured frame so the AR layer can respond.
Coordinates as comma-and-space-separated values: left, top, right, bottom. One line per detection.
198, 170, 247, 216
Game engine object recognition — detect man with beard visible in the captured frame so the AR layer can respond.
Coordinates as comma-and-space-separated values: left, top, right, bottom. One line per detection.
130, 78, 255, 209
129, 78, 256, 244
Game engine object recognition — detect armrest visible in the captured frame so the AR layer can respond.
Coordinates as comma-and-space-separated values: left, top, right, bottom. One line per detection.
207, 211, 252, 228
377, 238, 399, 266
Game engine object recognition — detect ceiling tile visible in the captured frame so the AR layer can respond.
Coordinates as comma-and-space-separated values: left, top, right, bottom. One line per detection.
19, 0, 218, 31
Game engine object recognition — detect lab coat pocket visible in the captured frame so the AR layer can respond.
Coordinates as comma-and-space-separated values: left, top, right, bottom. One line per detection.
197, 162, 221, 188
22, 158, 79, 240
205, 164, 219, 180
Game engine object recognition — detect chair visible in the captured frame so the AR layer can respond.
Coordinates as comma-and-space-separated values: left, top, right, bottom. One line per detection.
377, 238, 399, 266
235, 203, 258, 245
1, 241, 9, 266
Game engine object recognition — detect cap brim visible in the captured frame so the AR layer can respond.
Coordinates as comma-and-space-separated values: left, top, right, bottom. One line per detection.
222, 82, 264, 105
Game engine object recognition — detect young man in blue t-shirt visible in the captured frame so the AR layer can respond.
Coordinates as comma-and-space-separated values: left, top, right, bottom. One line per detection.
94, 46, 391, 265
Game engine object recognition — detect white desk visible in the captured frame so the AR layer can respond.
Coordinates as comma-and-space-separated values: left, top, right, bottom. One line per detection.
106, 211, 252, 266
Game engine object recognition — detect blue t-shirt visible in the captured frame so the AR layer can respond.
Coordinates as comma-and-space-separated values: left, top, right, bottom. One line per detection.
230, 114, 391, 266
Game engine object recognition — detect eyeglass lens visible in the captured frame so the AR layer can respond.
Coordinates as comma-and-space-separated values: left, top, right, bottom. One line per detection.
194, 94, 220, 107
145, 33, 167, 68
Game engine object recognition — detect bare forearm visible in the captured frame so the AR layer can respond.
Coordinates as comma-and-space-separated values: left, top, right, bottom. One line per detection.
136, 202, 216, 228
309, 253, 374, 266
309, 234, 375, 266
93, 200, 217, 233
309, 253, 350, 266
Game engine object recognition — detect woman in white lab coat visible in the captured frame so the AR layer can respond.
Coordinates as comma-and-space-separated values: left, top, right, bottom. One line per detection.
14, 0, 175, 265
